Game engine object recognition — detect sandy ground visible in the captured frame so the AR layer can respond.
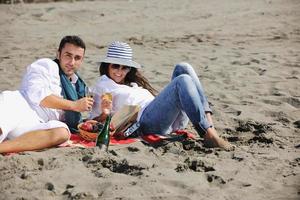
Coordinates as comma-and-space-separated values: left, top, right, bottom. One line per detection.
0, 0, 299, 199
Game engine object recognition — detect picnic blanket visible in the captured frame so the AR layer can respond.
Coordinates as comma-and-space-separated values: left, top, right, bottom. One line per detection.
60, 130, 196, 148
3, 130, 196, 156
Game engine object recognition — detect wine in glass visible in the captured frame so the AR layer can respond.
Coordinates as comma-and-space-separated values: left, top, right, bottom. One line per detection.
85, 86, 94, 98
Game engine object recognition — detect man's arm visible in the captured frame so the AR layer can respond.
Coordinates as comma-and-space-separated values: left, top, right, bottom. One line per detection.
40, 94, 94, 112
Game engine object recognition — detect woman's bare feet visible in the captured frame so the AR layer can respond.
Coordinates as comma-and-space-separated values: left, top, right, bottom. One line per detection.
203, 128, 235, 151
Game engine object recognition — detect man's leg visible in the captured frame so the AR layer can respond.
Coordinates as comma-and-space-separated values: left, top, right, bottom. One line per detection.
0, 127, 69, 153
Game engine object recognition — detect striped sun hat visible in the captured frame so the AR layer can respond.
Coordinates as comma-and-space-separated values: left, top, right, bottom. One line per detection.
98, 41, 141, 68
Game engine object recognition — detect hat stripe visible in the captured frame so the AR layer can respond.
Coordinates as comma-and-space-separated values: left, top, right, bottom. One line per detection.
108, 50, 132, 59
107, 41, 133, 60
99, 41, 141, 68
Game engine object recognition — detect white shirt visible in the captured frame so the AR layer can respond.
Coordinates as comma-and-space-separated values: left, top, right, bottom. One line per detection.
69, 73, 78, 90
90, 75, 154, 121
20, 58, 64, 122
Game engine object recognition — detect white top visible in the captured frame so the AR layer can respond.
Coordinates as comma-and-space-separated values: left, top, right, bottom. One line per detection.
69, 73, 78, 90
20, 58, 64, 122
90, 75, 154, 121
0, 90, 69, 142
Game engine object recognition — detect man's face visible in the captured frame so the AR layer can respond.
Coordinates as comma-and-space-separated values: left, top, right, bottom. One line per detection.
57, 43, 85, 78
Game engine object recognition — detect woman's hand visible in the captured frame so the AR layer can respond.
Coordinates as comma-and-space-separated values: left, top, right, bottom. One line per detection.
100, 93, 112, 115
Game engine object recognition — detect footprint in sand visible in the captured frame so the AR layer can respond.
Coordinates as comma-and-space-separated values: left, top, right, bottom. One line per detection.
45, 182, 54, 191
248, 135, 274, 145
84, 156, 147, 177
285, 97, 300, 109
126, 146, 140, 152
103, 158, 147, 176
230, 60, 251, 66
262, 99, 282, 106
251, 66, 267, 76
250, 58, 260, 64
206, 174, 226, 185
221, 104, 242, 116
20, 171, 29, 180
175, 158, 215, 173
235, 119, 273, 134
128, 36, 144, 45
265, 111, 290, 125
293, 120, 300, 129
270, 87, 285, 96
225, 109, 242, 116
37, 158, 44, 166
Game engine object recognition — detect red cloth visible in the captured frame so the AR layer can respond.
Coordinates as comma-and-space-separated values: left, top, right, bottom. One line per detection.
140, 130, 196, 144
60, 134, 138, 148
63, 130, 196, 148
4, 130, 196, 155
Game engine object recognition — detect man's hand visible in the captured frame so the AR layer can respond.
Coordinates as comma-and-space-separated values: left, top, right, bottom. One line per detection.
40, 95, 94, 113
73, 97, 94, 112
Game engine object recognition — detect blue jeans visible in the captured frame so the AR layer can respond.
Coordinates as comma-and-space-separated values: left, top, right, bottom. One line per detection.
139, 62, 213, 137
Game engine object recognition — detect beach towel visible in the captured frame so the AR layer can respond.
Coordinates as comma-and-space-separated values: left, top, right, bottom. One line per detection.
3, 130, 196, 156
60, 129, 196, 148
140, 130, 196, 146
59, 134, 138, 148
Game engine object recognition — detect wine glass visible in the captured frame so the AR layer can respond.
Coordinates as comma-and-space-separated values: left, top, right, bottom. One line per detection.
83, 86, 94, 119
85, 86, 94, 98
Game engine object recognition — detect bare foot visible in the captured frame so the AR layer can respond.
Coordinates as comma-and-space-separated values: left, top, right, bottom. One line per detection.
203, 128, 235, 151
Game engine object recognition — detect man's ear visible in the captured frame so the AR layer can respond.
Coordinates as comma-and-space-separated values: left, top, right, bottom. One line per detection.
56, 51, 60, 59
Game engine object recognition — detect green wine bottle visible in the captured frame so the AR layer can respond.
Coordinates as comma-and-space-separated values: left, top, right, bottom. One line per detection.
95, 115, 111, 151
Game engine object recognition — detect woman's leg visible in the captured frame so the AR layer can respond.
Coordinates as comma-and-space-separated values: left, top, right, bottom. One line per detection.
140, 74, 211, 136
172, 62, 212, 114
169, 62, 212, 131
140, 74, 234, 150
172, 63, 233, 150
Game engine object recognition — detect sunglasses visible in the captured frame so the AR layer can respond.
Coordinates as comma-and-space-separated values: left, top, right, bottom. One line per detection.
110, 64, 131, 72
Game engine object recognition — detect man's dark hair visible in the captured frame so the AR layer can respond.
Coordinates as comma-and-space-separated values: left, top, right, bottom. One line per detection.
58, 35, 86, 52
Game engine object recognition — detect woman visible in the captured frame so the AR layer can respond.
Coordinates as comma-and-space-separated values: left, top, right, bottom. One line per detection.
90, 41, 234, 150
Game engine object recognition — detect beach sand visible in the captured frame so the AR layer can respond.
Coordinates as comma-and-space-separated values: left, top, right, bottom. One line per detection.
0, 0, 299, 199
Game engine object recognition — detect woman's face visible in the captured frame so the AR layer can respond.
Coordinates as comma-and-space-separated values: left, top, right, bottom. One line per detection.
108, 64, 131, 84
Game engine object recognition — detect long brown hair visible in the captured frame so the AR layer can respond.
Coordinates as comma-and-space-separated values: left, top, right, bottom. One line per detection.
99, 62, 157, 96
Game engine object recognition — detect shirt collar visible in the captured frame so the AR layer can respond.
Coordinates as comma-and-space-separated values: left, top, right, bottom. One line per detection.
69, 73, 78, 84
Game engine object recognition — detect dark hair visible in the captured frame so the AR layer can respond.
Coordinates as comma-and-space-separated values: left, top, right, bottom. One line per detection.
58, 35, 86, 53
100, 62, 157, 96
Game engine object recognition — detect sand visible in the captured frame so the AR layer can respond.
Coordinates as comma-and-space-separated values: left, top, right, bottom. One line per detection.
0, 0, 299, 199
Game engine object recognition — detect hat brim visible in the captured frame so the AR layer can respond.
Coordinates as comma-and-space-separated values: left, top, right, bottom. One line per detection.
97, 57, 141, 68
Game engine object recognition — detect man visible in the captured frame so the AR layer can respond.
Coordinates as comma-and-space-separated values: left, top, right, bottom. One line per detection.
0, 35, 93, 153
21, 35, 93, 132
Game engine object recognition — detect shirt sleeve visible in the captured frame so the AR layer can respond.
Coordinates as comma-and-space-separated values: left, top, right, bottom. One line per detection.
21, 58, 61, 107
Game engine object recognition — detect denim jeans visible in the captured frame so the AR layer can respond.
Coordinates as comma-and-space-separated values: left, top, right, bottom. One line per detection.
139, 62, 213, 137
